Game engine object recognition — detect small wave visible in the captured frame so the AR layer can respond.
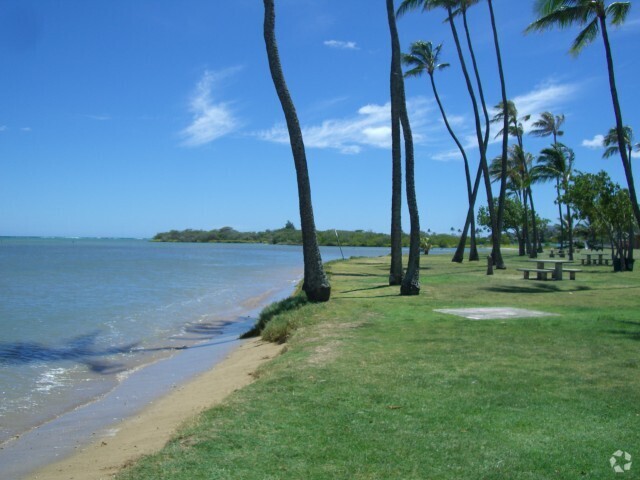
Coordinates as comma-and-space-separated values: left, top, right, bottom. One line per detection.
35, 368, 68, 393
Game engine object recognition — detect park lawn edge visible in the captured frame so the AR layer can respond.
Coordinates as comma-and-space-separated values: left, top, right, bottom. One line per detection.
117, 251, 639, 480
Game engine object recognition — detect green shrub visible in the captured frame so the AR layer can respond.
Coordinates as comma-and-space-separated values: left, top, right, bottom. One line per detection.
240, 295, 308, 340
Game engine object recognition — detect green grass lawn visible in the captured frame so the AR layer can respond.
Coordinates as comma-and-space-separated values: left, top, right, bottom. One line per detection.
118, 251, 640, 479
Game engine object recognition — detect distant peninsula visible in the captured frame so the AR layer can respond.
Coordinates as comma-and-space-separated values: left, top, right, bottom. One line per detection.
152, 223, 465, 249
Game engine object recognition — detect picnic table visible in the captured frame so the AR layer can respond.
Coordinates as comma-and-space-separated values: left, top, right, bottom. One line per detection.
524, 259, 575, 281
581, 252, 608, 266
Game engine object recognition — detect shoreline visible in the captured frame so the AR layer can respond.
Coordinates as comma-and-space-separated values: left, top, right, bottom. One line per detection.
24, 337, 283, 480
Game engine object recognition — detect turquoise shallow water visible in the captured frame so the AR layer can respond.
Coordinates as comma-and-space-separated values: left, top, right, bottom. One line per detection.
0, 238, 390, 445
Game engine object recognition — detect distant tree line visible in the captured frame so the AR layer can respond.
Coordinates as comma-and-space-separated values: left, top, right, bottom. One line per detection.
152, 223, 480, 249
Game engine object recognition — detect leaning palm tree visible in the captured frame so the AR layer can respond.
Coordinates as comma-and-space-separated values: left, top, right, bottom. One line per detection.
263, 0, 330, 302
398, 0, 506, 269
388, 0, 421, 295
402, 41, 479, 262
526, 0, 640, 230
533, 143, 576, 260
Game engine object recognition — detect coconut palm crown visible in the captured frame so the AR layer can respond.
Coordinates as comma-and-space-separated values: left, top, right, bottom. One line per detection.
602, 125, 634, 159
529, 111, 565, 145
402, 41, 450, 77
526, 0, 631, 55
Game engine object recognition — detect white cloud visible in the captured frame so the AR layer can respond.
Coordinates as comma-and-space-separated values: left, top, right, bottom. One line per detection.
180, 67, 242, 147
21, 127, 31, 132
582, 134, 604, 149
0, 125, 6, 132
324, 40, 359, 50
257, 97, 434, 155
431, 148, 465, 162
492, 80, 582, 136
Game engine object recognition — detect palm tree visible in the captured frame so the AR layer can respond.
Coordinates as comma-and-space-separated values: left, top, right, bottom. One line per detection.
603, 125, 634, 163
388, 0, 421, 295
489, 145, 535, 256
491, 100, 541, 256
529, 111, 565, 145
263, 0, 330, 302
402, 41, 479, 262
398, 0, 506, 269
526, 0, 640, 230
388, 9, 404, 286
529, 110, 566, 248
533, 143, 576, 260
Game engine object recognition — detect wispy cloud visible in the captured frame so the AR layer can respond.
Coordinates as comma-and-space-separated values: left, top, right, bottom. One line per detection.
21, 127, 31, 132
180, 67, 242, 147
0, 125, 6, 132
84, 114, 111, 121
582, 134, 604, 149
425, 80, 581, 161
257, 97, 434, 155
324, 40, 359, 50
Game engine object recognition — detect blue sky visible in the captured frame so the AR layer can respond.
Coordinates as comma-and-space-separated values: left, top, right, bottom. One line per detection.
1, 0, 638, 238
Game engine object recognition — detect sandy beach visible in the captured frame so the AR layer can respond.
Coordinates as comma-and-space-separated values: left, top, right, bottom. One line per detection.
27, 338, 283, 480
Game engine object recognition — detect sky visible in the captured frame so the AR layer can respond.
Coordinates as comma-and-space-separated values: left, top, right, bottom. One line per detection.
1, 0, 639, 238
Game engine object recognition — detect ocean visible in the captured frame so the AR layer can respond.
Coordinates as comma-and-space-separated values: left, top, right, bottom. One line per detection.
0, 237, 391, 452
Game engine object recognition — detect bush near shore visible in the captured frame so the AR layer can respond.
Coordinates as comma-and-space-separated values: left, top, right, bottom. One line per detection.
118, 251, 639, 480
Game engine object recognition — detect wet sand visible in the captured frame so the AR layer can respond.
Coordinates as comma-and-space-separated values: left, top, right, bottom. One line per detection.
26, 337, 283, 480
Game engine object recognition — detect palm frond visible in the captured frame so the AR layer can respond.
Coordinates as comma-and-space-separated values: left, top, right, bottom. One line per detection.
603, 146, 620, 159
403, 65, 426, 78
533, 0, 573, 17
607, 2, 631, 26
396, 0, 426, 18
526, 4, 590, 33
570, 17, 599, 55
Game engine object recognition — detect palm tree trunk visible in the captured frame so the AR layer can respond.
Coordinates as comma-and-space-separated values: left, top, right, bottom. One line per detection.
528, 187, 542, 255
599, 16, 640, 230
447, 7, 504, 269
488, 0, 509, 267
387, 0, 420, 295
556, 179, 564, 250
454, 159, 484, 263
263, 0, 330, 302
461, 10, 491, 153
522, 188, 532, 256
389, 16, 403, 286
429, 74, 478, 263
565, 201, 574, 261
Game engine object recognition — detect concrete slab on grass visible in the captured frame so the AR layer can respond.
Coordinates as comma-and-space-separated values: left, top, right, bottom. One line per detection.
434, 307, 558, 321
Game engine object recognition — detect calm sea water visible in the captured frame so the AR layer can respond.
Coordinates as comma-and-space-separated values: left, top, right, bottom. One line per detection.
0, 238, 391, 445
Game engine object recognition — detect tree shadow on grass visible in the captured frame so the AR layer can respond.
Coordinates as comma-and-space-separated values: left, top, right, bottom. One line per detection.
0, 331, 139, 374
483, 284, 592, 294
606, 319, 640, 341
606, 329, 640, 341
332, 273, 387, 278
340, 284, 393, 294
